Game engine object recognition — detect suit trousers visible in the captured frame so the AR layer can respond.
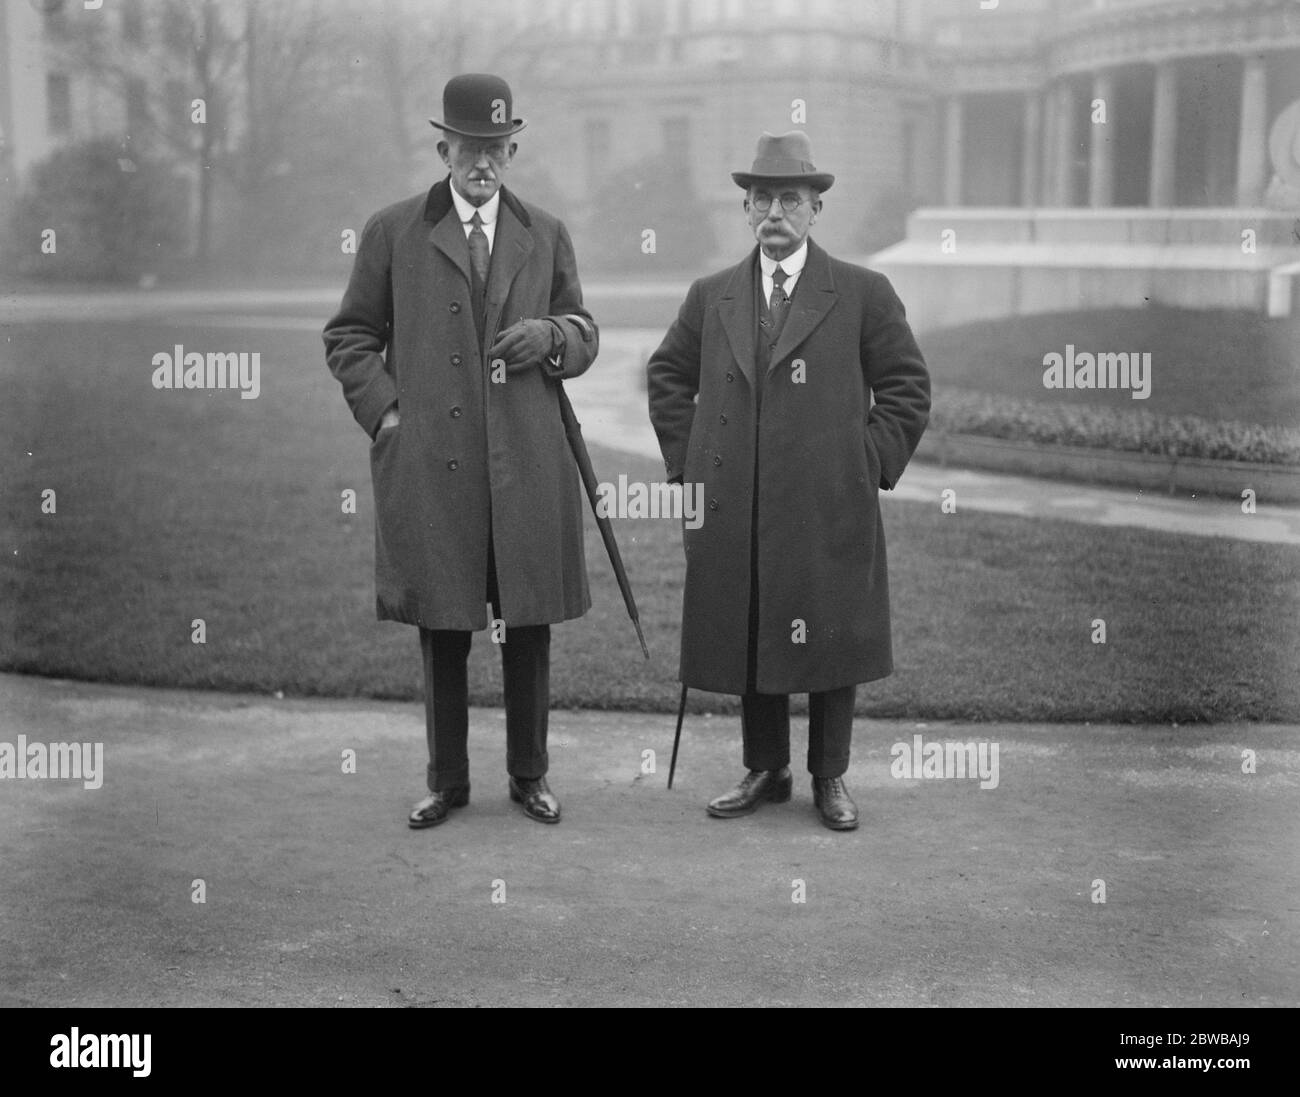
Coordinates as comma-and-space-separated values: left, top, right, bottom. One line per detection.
740, 687, 856, 778
418, 536, 550, 791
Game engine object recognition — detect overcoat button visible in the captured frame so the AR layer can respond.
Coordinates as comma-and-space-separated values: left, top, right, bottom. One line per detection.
725, 372, 734, 382
449, 302, 461, 313
450, 353, 462, 366
708, 499, 719, 511
450, 406, 462, 418
719, 414, 727, 424
713, 455, 722, 466
447, 459, 459, 471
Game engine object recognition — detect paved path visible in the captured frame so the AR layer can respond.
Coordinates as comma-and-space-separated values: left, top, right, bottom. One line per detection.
1, 673, 1296, 1007
566, 329, 1300, 547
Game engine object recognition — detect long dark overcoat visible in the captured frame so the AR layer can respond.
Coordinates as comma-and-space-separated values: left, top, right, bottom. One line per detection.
324, 179, 599, 630
647, 238, 930, 695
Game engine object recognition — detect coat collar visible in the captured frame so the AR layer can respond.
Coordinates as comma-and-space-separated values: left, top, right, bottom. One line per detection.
717, 237, 836, 385
424, 177, 534, 351
423, 176, 531, 228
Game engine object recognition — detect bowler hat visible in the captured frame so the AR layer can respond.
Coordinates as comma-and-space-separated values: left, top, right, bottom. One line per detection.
429, 73, 527, 138
731, 130, 834, 192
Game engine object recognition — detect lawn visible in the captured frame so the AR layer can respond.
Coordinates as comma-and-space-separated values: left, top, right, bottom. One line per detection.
919, 305, 1300, 428
1, 317, 1298, 722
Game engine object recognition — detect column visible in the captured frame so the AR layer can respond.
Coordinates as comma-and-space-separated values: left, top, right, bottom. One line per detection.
1149, 59, 1178, 207
1204, 65, 1236, 204
1236, 53, 1269, 207
1021, 90, 1042, 207
615, 0, 633, 36
944, 95, 963, 207
1055, 80, 1079, 206
1088, 70, 1115, 207
1041, 85, 1058, 205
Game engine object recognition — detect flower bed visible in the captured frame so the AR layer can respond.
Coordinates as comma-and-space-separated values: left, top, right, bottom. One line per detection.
931, 388, 1300, 466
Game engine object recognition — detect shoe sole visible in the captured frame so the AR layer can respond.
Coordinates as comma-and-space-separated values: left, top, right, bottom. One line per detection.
408, 789, 470, 829
508, 784, 561, 824
706, 780, 793, 818
817, 814, 860, 831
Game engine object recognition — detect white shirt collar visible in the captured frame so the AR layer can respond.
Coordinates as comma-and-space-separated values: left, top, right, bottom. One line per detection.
759, 240, 808, 279
450, 184, 499, 226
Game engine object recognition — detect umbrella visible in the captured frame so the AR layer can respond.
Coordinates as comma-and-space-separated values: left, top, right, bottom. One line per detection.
556, 384, 650, 660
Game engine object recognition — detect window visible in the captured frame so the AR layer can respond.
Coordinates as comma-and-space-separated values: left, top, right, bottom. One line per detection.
900, 118, 916, 197
126, 76, 149, 137
161, 6, 190, 52
121, 0, 145, 44
632, 0, 665, 34
46, 74, 72, 135
42, 5, 70, 39
585, 119, 610, 182
662, 115, 690, 166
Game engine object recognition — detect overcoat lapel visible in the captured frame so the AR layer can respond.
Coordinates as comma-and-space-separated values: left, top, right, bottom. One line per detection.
427, 203, 472, 290
768, 239, 837, 373
715, 249, 759, 386
483, 199, 535, 346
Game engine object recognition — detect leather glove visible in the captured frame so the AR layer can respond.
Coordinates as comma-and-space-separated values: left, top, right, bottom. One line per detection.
489, 319, 557, 374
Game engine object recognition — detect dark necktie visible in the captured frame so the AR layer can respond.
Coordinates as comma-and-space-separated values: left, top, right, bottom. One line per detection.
468, 211, 489, 344
769, 264, 789, 327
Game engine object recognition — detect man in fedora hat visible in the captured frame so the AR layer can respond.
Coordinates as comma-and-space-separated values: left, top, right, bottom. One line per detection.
648, 131, 930, 830
324, 73, 599, 829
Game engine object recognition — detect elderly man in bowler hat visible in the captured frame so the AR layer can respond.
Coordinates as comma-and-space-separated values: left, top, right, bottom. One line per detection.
648, 131, 930, 830
324, 74, 599, 829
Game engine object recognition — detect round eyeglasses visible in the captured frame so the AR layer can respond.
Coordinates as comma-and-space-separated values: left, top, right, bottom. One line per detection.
749, 193, 810, 213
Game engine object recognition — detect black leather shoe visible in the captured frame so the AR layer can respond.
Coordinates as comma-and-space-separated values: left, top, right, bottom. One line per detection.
812, 776, 859, 831
509, 775, 561, 824
408, 786, 470, 829
706, 767, 793, 818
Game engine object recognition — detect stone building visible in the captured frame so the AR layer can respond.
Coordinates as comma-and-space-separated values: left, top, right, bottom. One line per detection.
874, 0, 1300, 327
5, 0, 1298, 317
498, 0, 935, 258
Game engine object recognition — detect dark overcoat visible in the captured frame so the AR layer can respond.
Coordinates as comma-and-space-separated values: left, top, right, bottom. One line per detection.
647, 238, 930, 695
324, 179, 599, 630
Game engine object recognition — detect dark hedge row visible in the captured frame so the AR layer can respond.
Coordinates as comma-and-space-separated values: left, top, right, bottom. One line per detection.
932, 387, 1300, 466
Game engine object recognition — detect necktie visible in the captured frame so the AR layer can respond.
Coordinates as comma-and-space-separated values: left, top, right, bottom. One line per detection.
468, 211, 489, 344
769, 264, 789, 326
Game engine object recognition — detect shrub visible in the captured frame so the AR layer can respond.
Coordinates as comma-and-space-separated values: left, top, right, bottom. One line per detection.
578, 155, 718, 275
8, 138, 188, 282
931, 387, 1300, 466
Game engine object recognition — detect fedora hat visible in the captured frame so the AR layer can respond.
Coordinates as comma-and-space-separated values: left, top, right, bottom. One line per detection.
731, 130, 834, 192
429, 73, 527, 139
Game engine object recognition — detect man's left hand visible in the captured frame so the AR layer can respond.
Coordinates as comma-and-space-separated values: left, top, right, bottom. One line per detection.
489, 319, 555, 373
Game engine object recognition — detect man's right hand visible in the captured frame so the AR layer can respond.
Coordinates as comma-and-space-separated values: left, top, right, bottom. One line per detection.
377, 407, 400, 433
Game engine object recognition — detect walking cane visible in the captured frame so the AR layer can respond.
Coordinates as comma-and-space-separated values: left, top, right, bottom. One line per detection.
556, 384, 650, 660
668, 683, 688, 789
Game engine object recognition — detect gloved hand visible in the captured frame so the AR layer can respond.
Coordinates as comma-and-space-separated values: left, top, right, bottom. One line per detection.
489, 319, 556, 374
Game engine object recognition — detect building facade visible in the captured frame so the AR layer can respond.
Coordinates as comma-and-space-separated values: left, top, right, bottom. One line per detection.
932, 0, 1300, 211
4, 0, 1297, 303
487, 0, 935, 256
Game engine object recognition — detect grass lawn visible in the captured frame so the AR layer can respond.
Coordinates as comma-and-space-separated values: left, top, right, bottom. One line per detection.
920, 305, 1300, 427
2, 318, 1298, 722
